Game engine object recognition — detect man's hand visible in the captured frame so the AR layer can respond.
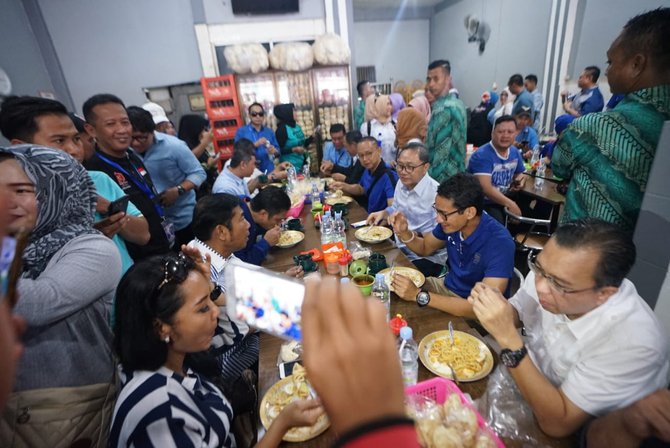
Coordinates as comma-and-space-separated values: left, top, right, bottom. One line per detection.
264, 225, 281, 246
284, 265, 304, 278
96, 196, 111, 215
331, 173, 346, 182
159, 187, 179, 207
468, 282, 518, 347
274, 399, 324, 432
276, 161, 292, 171
391, 274, 419, 301
510, 175, 526, 192
320, 160, 333, 175
93, 212, 128, 238
328, 181, 345, 191
388, 211, 410, 236
507, 201, 523, 217
622, 389, 670, 442
302, 276, 406, 435
255, 137, 268, 148
200, 129, 214, 146
366, 211, 386, 226
267, 144, 278, 156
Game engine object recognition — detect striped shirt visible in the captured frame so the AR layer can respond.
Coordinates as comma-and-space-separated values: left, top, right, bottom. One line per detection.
187, 239, 259, 381
109, 367, 235, 448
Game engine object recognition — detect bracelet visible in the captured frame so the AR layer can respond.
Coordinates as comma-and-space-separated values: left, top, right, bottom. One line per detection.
399, 231, 415, 243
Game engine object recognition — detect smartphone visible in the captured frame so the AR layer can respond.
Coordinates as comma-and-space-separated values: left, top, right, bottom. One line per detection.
224, 260, 305, 341
108, 195, 130, 215
279, 360, 300, 379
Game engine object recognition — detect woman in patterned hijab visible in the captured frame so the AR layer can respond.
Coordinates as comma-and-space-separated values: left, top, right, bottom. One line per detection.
0, 145, 98, 278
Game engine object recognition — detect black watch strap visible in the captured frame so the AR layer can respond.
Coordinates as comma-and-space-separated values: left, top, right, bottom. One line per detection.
176, 185, 186, 195
500, 345, 527, 368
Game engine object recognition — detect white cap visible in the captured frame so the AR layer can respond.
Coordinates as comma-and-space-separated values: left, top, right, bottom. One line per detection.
400, 326, 413, 340
141, 102, 169, 125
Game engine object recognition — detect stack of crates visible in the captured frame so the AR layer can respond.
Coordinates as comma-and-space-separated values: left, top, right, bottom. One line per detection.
200, 75, 243, 161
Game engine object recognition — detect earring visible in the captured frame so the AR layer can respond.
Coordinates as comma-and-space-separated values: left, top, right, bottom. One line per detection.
164, 335, 170, 344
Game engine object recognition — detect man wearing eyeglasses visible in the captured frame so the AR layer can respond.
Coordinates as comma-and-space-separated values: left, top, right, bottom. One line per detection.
367, 143, 447, 277
234, 102, 281, 177
390, 173, 515, 317
468, 218, 668, 438
467, 115, 526, 223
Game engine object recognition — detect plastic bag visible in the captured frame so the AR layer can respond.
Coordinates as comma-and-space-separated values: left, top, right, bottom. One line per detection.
476, 366, 551, 447
223, 43, 269, 74
269, 42, 313, 71
348, 241, 371, 261
312, 33, 351, 65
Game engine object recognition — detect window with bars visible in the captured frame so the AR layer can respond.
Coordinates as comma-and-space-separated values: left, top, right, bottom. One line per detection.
356, 66, 376, 84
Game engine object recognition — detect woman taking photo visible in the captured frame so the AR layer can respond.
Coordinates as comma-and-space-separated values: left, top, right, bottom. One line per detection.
110, 254, 321, 447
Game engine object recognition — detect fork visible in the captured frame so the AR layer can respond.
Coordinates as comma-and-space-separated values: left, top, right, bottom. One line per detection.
445, 362, 460, 386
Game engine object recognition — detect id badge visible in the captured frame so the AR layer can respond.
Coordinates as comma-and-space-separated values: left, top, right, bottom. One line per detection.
161, 219, 176, 248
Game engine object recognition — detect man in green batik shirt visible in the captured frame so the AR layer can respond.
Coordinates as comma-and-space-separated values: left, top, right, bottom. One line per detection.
425, 60, 467, 183
354, 80, 373, 131
553, 7, 670, 233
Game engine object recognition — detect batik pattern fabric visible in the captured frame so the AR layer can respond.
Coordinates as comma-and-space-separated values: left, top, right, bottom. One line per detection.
553, 85, 670, 233
425, 94, 467, 183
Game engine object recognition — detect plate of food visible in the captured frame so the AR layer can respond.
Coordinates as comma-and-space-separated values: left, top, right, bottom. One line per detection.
418, 330, 494, 382
378, 266, 425, 292
260, 364, 330, 442
354, 226, 393, 244
325, 190, 354, 205
277, 230, 305, 249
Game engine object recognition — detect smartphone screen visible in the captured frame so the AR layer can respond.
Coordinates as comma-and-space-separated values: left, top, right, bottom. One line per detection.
279, 360, 300, 378
108, 195, 130, 215
225, 261, 305, 341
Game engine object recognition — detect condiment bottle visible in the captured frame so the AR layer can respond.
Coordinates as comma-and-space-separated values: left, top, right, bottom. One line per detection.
338, 255, 349, 277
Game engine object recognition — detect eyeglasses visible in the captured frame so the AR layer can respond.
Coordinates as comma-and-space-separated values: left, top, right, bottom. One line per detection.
157, 255, 188, 290
528, 252, 596, 295
250, 111, 264, 117
132, 134, 150, 143
432, 204, 462, 220
396, 162, 427, 173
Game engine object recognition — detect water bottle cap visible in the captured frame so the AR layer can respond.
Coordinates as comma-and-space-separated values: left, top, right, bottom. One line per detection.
340, 277, 350, 284
400, 326, 413, 340
375, 273, 385, 282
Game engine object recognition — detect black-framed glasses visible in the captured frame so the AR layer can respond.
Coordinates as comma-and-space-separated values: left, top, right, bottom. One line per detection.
396, 162, 427, 173
528, 252, 597, 295
131, 134, 151, 144
432, 204, 462, 220
250, 111, 265, 117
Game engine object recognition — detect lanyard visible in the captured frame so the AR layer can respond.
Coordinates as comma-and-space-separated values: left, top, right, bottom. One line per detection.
335, 149, 346, 166
97, 152, 165, 217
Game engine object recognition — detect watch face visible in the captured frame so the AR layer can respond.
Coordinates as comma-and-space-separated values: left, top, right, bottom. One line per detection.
416, 292, 430, 306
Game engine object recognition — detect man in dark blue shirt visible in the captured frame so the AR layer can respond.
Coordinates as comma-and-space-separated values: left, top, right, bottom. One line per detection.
235, 186, 291, 265
389, 173, 515, 318
508, 73, 535, 117
562, 66, 605, 117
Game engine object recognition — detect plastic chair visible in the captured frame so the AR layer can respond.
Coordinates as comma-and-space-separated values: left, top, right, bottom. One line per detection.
511, 267, 525, 296
503, 207, 552, 253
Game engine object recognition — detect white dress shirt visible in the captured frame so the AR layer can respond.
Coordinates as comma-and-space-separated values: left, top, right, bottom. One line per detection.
386, 174, 447, 265
510, 271, 669, 416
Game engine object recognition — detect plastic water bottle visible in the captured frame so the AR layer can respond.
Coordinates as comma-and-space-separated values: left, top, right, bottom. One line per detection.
372, 273, 391, 321
530, 146, 540, 168
310, 182, 320, 206
303, 154, 311, 178
398, 326, 418, 386
333, 211, 347, 247
287, 165, 297, 193
535, 159, 546, 190
320, 211, 333, 247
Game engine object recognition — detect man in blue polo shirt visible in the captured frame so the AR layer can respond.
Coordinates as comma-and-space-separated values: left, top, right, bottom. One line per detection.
561, 66, 605, 117
235, 186, 291, 265
390, 172, 515, 318
330, 136, 397, 213
234, 102, 283, 176
514, 109, 539, 160
508, 73, 535, 117
468, 115, 526, 223
320, 123, 352, 176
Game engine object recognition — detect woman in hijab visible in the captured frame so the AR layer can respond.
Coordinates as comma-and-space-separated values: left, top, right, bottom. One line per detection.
489, 88, 515, 124
390, 93, 406, 121
409, 94, 432, 124
274, 103, 310, 171
396, 108, 428, 148
360, 94, 397, 165
364, 94, 377, 122
0, 145, 120, 447
178, 114, 218, 198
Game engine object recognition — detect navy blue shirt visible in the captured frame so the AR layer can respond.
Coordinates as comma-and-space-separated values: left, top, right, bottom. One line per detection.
432, 213, 515, 297
512, 89, 535, 116
235, 124, 279, 174
234, 198, 271, 265
359, 162, 398, 213
570, 86, 604, 116
467, 142, 525, 201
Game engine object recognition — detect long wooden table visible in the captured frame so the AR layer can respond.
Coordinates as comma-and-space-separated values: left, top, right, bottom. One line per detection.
520, 172, 566, 231
259, 200, 575, 447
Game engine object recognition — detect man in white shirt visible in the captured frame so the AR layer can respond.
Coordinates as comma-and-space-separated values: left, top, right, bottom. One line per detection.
367, 142, 446, 276
469, 218, 669, 438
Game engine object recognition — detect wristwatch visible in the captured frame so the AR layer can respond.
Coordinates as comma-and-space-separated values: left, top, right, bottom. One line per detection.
500, 345, 528, 368
176, 185, 186, 196
416, 291, 430, 307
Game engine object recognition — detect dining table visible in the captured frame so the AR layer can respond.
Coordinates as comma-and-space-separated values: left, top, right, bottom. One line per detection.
520, 170, 566, 231
256, 194, 576, 448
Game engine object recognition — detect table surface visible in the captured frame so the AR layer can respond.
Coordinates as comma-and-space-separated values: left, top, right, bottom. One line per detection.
258, 198, 575, 447
520, 173, 566, 206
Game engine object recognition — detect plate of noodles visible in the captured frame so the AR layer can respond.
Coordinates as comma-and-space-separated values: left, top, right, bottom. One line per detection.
378, 266, 425, 292
277, 230, 305, 249
418, 330, 494, 382
354, 226, 393, 244
259, 364, 330, 442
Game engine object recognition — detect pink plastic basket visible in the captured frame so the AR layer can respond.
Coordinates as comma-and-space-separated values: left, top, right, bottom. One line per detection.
405, 377, 506, 447
285, 198, 305, 218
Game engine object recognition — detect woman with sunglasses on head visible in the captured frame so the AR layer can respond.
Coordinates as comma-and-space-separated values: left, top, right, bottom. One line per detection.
0, 145, 121, 447
110, 254, 322, 447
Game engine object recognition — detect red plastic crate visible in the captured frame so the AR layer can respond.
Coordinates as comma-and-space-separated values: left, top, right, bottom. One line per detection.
214, 138, 235, 160
201, 75, 236, 99
405, 377, 505, 447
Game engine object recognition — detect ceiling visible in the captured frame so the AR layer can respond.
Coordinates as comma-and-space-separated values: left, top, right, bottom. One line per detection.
353, 0, 443, 9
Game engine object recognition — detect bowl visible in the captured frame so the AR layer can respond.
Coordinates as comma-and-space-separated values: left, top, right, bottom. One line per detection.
352, 274, 375, 296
